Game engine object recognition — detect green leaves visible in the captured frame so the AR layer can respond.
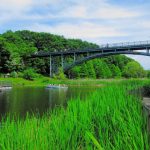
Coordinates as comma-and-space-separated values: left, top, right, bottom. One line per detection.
122, 61, 146, 78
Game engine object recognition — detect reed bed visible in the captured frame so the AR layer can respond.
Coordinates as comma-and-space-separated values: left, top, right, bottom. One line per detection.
0, 81, 149, 150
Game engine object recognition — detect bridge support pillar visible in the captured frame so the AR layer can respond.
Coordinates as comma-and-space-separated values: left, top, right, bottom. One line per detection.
61, 54, 64, 69
74, 53, 76, 62
87, 52, 89, 56
49, 55, 52, 77
147, 49, 149, 54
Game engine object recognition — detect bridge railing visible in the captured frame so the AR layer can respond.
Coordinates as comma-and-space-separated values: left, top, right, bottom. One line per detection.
100, 40, 150, 48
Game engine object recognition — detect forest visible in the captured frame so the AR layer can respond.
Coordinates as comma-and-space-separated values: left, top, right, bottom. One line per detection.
0, 30, 147, 79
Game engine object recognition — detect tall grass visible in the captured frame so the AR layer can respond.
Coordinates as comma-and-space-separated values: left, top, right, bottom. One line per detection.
0, 81, 149, 150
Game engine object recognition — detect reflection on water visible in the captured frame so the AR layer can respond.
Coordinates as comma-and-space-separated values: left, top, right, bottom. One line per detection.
0, 86, 97, 118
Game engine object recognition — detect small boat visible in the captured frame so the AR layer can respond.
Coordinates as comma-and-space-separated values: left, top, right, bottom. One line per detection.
46, 84, 68, 89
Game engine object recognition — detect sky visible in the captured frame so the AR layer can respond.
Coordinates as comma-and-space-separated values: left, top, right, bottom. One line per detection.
0, 0, 150, 69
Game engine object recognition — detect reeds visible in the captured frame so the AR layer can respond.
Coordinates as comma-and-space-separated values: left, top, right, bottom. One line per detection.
0, 81, 149, 150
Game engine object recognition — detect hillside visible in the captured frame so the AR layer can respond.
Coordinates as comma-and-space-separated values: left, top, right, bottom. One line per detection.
0, 30, 146, 79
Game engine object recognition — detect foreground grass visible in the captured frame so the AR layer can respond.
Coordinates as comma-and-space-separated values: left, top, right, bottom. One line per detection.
0, 80, 149, 149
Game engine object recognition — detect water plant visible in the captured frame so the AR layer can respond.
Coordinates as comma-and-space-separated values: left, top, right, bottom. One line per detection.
0, 81, 149, 150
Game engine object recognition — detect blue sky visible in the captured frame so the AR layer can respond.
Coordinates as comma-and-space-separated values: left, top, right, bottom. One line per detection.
0, 0, 150, 69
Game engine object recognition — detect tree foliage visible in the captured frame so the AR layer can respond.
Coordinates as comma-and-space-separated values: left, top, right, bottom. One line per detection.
122, 62, 146, 78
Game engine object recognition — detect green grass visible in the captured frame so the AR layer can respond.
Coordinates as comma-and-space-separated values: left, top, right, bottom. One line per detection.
0, 80, 149, 149
0, 77, 119, 87
0, 77, 149, 87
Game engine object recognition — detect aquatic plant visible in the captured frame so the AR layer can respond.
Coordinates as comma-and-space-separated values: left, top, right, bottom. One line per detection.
0, 81, 149, 150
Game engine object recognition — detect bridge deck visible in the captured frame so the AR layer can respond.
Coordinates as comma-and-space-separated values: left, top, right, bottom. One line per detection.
31, 40, 150, 58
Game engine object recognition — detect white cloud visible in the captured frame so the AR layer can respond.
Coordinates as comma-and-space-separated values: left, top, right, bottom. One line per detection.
61, 5, 87, 18
63, 3, 140, 20
0, 0, 33, 12
0, 0, 33, 25
0, 0, 149, 43
26, 22, 128, 39
93, 6, 140, 19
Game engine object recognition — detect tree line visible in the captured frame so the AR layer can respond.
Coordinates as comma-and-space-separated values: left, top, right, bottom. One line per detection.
0, 30, 147, 79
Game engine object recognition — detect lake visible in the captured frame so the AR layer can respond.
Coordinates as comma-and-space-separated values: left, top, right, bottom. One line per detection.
0, 86, 98, 119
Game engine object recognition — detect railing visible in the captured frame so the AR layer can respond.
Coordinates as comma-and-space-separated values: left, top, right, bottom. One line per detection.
100, 40, 150, 48
31, 40, 150, 57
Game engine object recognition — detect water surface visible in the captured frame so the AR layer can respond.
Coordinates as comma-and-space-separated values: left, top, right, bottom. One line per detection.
0, 85, 98, 118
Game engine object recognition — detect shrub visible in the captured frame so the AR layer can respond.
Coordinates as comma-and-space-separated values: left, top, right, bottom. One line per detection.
22, 68, 38, 80
18, 72, 23, 78
0, 73, 4, 77
10, 71, 18, 78
53, 68, 66, 80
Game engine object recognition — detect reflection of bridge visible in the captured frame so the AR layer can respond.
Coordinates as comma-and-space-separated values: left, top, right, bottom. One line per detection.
31, 40, 150, 77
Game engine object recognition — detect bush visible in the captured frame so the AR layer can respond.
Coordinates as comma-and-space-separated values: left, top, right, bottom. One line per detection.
10, 71, 18, 78
22, 69, 38, 80
53, 68, 66, 80
0, 73, 4, 77
18, 72, 23, 78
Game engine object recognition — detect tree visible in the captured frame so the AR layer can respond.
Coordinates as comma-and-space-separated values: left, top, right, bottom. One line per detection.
122, 61, 146, 78
53, 68, 66, 80
86, 61, 96, 78
93, 59, 112, 78
146, 70, 150, 78
110, 64, 121, 78
0, 30, 143, 79
69, 66, 81, 79
80, 63, 89, 78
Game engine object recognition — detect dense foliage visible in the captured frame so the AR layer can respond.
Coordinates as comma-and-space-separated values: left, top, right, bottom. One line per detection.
0, 30, 147, 79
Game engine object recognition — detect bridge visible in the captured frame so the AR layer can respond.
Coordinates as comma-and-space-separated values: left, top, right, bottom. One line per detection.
31, 40, 150, 77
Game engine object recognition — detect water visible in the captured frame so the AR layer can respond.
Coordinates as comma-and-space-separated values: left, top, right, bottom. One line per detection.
0, 86, 98, 118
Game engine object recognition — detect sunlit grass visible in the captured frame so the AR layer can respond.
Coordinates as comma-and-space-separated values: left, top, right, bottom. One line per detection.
0, 80, 149, 149
0, 77, 150, 87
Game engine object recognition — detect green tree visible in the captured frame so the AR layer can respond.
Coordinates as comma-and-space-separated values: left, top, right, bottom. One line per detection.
110, 64, 121, 78
69, 66, 81, 79
80, 63, 88, 78
53, 68, 66, 80
93, 59, 112, 78
122, 61, 146, 78
86, 61, 96, 78
0, 30, 143, 79
146, 70, 150, 78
